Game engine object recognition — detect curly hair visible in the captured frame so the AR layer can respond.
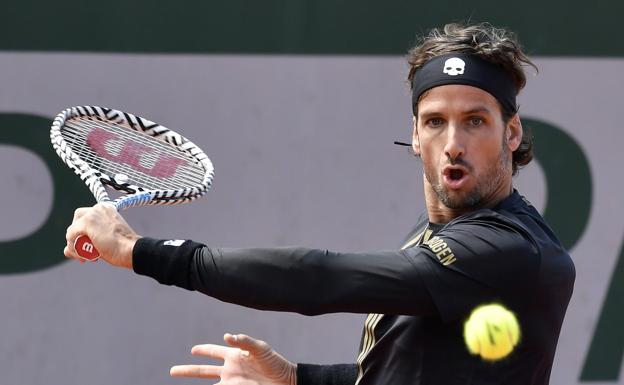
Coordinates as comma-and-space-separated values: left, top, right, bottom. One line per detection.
407, 22, 537, 175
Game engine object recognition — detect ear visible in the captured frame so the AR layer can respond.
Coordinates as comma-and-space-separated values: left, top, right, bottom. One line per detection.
412, 116, 421, 156
506, 114, 523, 152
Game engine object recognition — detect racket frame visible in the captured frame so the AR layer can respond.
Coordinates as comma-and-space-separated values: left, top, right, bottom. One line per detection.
50, 105, 214, 260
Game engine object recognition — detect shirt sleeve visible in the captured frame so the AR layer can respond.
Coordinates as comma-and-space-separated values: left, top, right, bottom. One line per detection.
133, 238, 437, 316
132, 211, 540, 319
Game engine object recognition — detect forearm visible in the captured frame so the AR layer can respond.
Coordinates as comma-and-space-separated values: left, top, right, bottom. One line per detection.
133, 238, 437, 316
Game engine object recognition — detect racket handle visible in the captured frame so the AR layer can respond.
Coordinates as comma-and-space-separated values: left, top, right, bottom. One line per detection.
74, 235, 100, 261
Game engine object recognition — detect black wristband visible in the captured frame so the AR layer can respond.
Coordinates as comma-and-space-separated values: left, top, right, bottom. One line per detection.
133, 237, 205, 289
296, 363, 358, 385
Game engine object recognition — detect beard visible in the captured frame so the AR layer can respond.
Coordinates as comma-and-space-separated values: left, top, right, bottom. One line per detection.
424, 140, 510, 210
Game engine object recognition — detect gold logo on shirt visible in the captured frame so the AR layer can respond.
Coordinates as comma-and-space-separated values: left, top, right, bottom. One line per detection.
423, 236, 456, 266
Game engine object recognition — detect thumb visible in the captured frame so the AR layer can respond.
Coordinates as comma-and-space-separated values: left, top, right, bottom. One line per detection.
224, 333, 272, 357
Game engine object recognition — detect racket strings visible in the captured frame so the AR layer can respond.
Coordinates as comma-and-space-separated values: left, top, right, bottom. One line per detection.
62, 124, 203, 190
62, 126, 201, 190
62, 119, 206, 191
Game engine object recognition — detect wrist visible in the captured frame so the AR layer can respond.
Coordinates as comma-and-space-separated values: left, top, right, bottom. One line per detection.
121, 235, 141, 269
291, 363, 297, 385
132, 238, 205, 288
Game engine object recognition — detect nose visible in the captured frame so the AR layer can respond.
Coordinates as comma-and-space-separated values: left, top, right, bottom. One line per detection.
443, 125, 465, 161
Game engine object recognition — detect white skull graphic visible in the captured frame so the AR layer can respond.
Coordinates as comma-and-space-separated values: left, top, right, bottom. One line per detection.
443, 57, 465, 76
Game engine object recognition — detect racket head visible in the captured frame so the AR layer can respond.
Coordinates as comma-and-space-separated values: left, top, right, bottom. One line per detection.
50, 106, 214, 211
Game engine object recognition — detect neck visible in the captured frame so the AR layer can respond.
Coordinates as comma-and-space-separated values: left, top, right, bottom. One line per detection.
423, 175, 513, 224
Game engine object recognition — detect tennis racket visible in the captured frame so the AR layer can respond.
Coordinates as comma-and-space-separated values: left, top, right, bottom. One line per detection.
50, 106, 214, 261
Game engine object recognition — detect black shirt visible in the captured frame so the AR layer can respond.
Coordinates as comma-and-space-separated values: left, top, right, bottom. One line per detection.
133, 190, 575, 385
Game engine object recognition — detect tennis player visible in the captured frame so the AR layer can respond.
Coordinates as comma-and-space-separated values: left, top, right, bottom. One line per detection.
65, 22, 575, 385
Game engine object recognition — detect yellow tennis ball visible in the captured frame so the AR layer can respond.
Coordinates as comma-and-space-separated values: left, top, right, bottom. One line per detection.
464, 303, 520, 361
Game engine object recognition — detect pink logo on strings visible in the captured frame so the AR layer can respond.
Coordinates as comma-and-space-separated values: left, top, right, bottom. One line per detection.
86, 128, 187, 178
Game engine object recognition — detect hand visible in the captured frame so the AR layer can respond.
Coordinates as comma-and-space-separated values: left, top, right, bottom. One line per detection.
170, 333, 297, 385
64, 203, 140, 269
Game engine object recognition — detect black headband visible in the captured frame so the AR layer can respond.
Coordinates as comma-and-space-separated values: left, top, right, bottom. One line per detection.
411, 54, 517, 116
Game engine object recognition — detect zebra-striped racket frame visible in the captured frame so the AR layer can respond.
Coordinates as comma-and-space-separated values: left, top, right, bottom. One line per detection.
50, 105, 215, 212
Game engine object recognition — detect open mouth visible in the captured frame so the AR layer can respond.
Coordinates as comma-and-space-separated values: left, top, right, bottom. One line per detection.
449, 169, 464, 181
443, 167, 468, 189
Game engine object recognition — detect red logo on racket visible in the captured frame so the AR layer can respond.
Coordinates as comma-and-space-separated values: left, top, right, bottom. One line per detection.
86, 128, 187, 178
74, 236, 99, 261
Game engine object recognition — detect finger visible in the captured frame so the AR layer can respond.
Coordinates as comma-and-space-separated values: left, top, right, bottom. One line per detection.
64, 244, 78, 260
190, 344, 231, 359
65, 217, 88, 246
63, 245, 86, 263
64, 240, 83, 261
73, 207, 90, 222
65, 229, 83, 258
224, 333, 271, 357
170, 364, 221, 378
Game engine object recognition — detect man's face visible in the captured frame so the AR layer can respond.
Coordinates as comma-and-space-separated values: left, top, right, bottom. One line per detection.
413, 84, 520, 209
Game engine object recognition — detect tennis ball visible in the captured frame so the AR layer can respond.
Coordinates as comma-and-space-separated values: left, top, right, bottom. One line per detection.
464, 303, 520, 361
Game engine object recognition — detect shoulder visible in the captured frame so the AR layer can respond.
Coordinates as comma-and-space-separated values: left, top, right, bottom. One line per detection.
442, 209, 540, 256
413, 209, 542, 289
441, 190, 552, 256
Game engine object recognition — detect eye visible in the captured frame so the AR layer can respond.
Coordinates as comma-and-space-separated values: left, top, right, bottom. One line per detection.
426, 117, 445, 127
468, 117, 484, 126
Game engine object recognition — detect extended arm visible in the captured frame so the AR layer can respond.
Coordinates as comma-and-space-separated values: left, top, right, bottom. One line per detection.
65, 204, 537, 319
133, 238, 438, 316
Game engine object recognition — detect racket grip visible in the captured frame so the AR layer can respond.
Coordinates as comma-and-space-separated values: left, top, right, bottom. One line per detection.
74, 235, 100, 261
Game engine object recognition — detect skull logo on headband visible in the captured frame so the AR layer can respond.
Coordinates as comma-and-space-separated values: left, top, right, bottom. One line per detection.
443, 57, 465, 76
